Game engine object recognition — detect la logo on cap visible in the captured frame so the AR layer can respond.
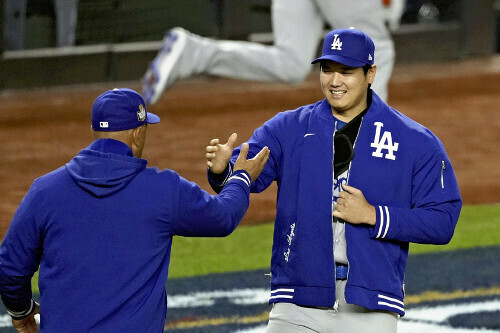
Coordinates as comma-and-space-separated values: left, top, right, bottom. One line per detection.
137, 104, 146, 122
331, 34, 342, 50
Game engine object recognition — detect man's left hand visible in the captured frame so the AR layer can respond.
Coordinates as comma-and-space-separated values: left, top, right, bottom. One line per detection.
333, 184, 376, 226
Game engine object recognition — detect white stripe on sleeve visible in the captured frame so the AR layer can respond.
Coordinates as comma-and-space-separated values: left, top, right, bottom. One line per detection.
221, 163, 233, 186
376, 206, 384, 238
382, 206, 390, 238
229, 175, 250, 187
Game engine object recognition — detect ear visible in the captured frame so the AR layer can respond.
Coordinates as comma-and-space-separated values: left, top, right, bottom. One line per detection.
368, 65, 377, 84
131, 126, 142, 145
128, 126, 144, 158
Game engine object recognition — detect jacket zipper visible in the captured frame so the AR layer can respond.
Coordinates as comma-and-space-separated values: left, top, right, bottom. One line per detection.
332, 117, 363, 308
332, 124, 340, 311
441, 160, 446, 189
343, 117, 363, 282
341, 117, 363, 305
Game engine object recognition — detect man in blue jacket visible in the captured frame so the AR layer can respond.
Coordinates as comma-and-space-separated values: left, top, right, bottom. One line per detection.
206, 28, 462, 332
0, 88, 270, 332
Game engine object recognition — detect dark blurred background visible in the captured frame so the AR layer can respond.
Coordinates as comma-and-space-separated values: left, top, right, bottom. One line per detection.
1, 0, 498, 89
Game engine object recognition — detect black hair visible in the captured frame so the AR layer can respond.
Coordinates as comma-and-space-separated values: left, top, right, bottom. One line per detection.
362, 64, 373, 74
320, 62, 373, 74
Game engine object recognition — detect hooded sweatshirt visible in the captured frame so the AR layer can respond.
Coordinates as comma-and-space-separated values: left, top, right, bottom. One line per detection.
0, 138, 251, 332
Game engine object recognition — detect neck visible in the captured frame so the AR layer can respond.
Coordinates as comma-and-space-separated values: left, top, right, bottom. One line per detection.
331, 104, 366, 122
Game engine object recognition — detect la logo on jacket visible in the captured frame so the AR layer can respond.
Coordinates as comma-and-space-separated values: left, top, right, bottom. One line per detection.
371, 122, 399, 160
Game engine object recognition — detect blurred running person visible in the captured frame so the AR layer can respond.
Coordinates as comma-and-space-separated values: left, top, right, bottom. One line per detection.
142, 0, 404, 104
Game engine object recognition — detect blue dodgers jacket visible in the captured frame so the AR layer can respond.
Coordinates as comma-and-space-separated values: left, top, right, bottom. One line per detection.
209, 91, 462, 316
0, 138, 251, 332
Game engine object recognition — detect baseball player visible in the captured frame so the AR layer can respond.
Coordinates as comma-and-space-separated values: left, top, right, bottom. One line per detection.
142, 0, 405, 105
0, 88, 269, 332
205, 28, 462, 332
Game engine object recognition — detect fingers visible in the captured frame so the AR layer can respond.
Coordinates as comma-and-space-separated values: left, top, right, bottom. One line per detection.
341, 184, 351, 192
254, 146, 270, 172
206, 137, 223, 162
338, 185, 359, 201
341, 184, 358, 194
207, 133, 237, 149
236, 143, 249, 162
26, 317, 37, 333
226, 133, 238, 149
253, 146, 270, 158
206, 139, 219, 161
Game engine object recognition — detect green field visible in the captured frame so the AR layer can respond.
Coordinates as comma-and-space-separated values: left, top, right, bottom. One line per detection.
30, 204, 499, 292
168, 204, 500, 278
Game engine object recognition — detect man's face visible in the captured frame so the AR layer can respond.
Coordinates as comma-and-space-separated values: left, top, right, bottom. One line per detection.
320, 60, 375, 119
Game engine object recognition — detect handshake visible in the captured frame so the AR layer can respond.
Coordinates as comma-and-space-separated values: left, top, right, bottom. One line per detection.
206, 133, 270, 182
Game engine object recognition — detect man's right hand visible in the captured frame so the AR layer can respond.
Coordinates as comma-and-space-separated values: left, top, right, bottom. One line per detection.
206, 133, 239, 174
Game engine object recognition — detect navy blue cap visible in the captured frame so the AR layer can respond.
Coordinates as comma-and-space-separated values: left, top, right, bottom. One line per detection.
312, 28, 375, 67
91, 88, 160, 131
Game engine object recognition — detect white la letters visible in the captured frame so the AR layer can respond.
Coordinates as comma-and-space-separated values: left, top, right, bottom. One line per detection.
331, 34, 342, 50
371, 122, 399, 160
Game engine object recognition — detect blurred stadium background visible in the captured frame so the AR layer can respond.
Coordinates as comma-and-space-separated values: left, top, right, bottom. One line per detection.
0, 0, 499, 89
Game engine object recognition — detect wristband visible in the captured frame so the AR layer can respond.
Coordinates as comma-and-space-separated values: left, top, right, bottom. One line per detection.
7, 299, 37, 320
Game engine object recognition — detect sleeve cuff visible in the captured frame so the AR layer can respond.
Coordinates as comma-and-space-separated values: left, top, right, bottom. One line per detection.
6, 299, 37, 320
227, 170, 251, 188
208, 163, 233, 187
372, 205, 391, 239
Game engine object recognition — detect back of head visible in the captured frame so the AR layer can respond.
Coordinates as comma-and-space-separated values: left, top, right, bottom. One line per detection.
91, 88, 160, 132
66, 88, 161, 197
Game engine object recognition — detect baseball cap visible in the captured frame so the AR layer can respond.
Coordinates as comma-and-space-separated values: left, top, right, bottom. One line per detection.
91, 88, 160, 131
311, 28, 375, 67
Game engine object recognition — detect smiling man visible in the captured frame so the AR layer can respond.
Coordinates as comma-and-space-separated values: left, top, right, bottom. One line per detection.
204, 28, 462, 332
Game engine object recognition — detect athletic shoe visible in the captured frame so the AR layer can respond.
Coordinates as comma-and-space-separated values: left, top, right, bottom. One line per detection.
142, 27, 187, 104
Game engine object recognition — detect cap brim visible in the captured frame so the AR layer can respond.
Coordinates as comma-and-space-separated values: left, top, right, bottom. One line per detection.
146, 112, 160, 124
311, 55, 366, 68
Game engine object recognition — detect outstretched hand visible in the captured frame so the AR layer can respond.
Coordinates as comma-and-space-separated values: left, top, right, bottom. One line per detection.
206, 133, 239, 174
333, 184, 376, 225
233, 143, 270, 181
12, 302, 40, 333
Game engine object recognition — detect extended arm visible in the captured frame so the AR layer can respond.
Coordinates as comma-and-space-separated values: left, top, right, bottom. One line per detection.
171, 139, 269, 237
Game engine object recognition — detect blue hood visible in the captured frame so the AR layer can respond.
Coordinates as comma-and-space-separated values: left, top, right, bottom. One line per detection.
65, 139, 147, 197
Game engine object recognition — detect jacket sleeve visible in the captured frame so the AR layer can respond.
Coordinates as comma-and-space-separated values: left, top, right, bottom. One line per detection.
0, 182, 42, 318
171, 170, 252, 237
207, 163, 234, 194
370, 141, 462, 245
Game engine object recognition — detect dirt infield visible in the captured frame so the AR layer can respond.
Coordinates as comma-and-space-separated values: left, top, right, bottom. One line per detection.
1, 56, 499, 237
